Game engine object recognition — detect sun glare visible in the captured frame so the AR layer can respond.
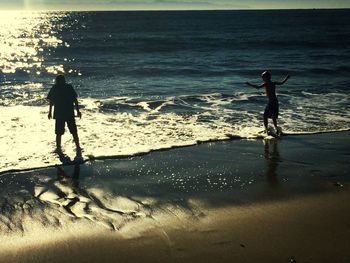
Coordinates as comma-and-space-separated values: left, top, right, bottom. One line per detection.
0, 11, 65, 75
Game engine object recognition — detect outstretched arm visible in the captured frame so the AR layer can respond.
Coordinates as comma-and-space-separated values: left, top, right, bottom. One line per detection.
74, 98, 82, 119
245, 82, 264, 89
48, 101, 53, 119
275, 75, 290, 85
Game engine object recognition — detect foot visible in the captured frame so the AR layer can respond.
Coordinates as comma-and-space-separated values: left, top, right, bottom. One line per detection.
76, 147, 82, 157
264, 127, 269, 135
275, 126, 282, 136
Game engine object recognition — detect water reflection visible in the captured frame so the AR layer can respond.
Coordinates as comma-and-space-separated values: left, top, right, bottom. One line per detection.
264, 139, 280, 185
56, 163, 81, 188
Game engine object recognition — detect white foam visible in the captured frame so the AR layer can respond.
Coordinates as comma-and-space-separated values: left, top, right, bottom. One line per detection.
1, 92, 350, 173
0, 102, 236, 172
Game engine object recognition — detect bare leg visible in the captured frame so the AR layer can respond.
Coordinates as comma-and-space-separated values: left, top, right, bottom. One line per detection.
72, 132, 81, 151
56, 135, 62, 149
263, 116, 268, 132
273, 117, 282, 135
272, 118, 278, 130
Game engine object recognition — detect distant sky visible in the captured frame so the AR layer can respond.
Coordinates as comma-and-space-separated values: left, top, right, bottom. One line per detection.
1, 0, 349, 11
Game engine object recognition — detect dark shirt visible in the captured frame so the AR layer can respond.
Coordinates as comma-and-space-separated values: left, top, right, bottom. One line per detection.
47, 84, 77, 120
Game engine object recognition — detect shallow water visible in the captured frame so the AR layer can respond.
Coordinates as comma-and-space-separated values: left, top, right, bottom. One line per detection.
0, 10, 350, 171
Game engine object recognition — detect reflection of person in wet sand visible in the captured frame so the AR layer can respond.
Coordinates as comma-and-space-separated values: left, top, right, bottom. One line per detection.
264, 139, 280, 185
56, 164, 80, 188
47, 75, 82, 154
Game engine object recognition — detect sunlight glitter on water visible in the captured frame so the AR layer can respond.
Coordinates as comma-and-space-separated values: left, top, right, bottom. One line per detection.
0, 11, 65, 75
1, 11, 350, 173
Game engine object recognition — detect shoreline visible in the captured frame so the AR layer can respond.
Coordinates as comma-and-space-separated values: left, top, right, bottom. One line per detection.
0, 131, 349, 262
1, 128, 349, 176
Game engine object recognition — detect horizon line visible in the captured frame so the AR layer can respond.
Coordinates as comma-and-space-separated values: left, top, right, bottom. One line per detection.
0, 7, 349, 12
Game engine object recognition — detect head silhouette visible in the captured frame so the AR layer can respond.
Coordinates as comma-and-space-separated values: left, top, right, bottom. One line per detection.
261, 71, 271, 82
55, 75, 66, 85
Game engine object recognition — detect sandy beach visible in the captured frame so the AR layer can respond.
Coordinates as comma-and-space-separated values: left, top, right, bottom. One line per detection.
0, 132, 349, 263
1, 7, 349, 263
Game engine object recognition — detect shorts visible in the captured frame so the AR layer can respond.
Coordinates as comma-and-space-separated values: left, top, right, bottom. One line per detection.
264, 99, 279, 119
55, 119, 77, 135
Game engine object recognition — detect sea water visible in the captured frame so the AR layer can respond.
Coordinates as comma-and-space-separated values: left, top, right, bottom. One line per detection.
0, 9, 350, 172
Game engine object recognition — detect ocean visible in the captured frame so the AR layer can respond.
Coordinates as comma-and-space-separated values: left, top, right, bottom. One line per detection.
1, 9, 350, 172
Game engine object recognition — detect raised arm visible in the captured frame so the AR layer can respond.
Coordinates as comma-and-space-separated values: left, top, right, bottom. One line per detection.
245, 82, 264, 89
74, 98, 82, 119
275, 75, 290, 85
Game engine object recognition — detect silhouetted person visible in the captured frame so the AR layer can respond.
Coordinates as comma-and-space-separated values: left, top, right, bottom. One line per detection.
47, 75, 82, 153
246, 71, 290, 135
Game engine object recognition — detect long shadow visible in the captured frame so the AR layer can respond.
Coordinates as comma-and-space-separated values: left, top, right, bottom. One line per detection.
56, 163, 81, 189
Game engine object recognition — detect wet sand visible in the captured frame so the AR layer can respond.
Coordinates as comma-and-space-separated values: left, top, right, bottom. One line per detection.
0, 132, 349, 263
